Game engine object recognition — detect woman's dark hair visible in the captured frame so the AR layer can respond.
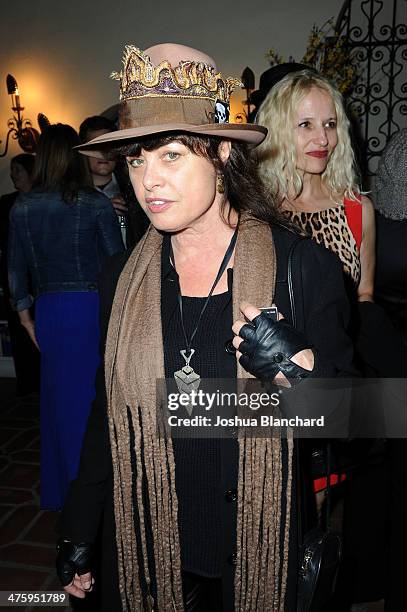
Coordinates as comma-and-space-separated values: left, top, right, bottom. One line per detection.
11, 153, 35, 176
111, 133, 287, 226
33, 123, 92, 203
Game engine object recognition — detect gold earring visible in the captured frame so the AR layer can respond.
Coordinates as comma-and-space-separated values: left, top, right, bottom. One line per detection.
216, 174, 225, 194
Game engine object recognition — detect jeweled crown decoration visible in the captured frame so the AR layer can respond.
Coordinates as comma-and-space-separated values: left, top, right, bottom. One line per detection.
111, 45, 242, 104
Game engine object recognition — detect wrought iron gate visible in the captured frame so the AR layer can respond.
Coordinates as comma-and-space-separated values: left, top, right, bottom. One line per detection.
336, 0, 407, 181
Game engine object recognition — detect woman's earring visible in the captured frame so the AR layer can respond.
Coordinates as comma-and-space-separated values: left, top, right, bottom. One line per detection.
216, 174, 225, 194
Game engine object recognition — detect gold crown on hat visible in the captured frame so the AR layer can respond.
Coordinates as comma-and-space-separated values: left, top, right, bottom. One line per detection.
111, 45, 242, 104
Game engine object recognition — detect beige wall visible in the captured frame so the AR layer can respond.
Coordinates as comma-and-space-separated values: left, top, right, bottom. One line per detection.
0, 0, 342, 193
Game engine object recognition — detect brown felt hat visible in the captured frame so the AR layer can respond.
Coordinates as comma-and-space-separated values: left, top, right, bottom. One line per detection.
77, 43, 267, 158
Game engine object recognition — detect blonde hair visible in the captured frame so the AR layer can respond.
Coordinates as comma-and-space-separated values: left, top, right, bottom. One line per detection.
256, 70, 360, 205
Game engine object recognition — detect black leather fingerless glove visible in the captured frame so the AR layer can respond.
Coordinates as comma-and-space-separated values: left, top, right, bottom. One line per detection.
56, 539, 93, 587
238, 312, 314, 381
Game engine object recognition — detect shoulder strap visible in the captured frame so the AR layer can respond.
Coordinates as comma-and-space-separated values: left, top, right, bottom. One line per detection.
272, 225, 303, 326
287, 237, 301, 328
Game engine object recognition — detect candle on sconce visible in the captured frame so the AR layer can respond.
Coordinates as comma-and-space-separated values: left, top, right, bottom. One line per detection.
6, 74, 21, 110
14, 87, 20, 108
1, 73, 44, 157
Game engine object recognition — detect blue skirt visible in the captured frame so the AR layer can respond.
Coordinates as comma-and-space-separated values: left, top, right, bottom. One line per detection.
36, 292, 100, 510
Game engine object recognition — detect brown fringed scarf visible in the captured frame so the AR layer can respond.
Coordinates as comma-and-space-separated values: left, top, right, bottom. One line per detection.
105, 216, 294, 611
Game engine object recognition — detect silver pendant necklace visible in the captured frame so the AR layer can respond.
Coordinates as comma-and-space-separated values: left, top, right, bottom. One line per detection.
170, 229, 238, 411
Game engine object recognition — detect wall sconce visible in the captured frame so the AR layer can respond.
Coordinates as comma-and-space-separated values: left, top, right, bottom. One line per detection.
0, 74, 49, 158
235, 67, 255, 124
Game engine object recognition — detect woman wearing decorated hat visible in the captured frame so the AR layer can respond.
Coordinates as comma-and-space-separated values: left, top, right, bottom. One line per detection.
56, 43, 353, 611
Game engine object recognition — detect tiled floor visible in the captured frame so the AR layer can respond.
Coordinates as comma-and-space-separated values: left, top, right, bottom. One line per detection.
0, 378, 385, 612
0, 380, 70, 611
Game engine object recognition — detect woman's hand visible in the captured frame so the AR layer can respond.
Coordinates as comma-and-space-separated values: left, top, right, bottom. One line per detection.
63, 571, 94, 599
56, 540, 94, 599
18, 310, 39, 350
232, 302, 314, 385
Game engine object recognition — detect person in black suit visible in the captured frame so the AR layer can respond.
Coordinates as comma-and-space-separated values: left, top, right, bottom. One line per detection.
79, 115, 149, 249
374, 128, 407, 612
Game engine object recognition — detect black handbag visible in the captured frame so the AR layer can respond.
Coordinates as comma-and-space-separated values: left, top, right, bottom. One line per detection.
281, 235, 343, 612
296, 444, 342, 612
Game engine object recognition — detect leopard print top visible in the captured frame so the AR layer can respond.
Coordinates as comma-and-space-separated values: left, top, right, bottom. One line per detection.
283, 204, 361, 285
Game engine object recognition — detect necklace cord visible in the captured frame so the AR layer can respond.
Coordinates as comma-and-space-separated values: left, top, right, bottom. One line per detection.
170, 228, 238, 356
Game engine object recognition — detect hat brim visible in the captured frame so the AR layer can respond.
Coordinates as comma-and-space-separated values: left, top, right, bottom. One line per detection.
76, 123, 267, 159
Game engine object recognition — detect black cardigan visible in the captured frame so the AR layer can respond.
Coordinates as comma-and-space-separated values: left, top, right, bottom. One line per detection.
60, 224, 354, 611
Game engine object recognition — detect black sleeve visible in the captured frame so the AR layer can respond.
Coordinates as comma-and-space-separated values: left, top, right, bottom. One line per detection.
356, 301, 407, 377
300, 241, 355, 377
60, 251, 129, 542
277, 240, 355, 428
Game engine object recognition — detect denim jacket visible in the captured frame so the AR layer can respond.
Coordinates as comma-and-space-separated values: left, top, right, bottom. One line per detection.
8, 188, 124, 311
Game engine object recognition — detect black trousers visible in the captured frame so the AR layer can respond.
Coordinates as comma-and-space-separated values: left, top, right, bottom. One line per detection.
182, 571, 223, 612
6, 305, 40, 396
385, 439, 407, 611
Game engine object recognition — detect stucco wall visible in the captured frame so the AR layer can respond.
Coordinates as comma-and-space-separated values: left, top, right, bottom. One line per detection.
0, 0, 342, 193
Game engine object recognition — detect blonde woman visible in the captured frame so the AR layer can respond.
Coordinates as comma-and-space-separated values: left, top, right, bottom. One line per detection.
257, 71, 382, 609
256, 70, 375, 303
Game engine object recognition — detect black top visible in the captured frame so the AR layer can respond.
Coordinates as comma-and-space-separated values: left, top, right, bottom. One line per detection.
375, 212, 407, 333
162, 239, 237, 576
354, 211, 407, 377
167, 292, 236, 575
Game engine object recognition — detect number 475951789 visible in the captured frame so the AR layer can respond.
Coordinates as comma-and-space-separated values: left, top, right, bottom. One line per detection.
5, 591, 67, 605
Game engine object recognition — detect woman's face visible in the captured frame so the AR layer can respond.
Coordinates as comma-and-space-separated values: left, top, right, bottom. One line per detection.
127, 140, 228, 233
293, 87, 338, 175
10, 162, 32, 193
